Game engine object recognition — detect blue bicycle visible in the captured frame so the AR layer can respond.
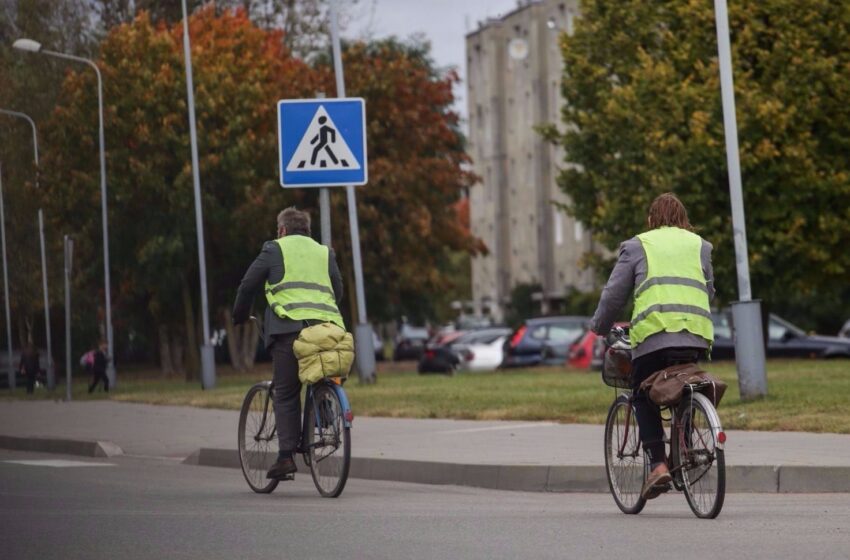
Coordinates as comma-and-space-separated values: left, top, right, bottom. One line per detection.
238, 318, 353, 497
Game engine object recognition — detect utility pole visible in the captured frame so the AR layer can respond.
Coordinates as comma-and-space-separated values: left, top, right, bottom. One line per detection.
181, 0, 216, 389
714, 0, 767, 399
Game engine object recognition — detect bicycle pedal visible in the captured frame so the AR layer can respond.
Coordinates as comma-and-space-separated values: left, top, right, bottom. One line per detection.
277, 473, 295, 482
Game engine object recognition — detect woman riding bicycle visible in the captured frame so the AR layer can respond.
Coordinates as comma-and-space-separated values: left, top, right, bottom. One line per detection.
590, 192, 715, 500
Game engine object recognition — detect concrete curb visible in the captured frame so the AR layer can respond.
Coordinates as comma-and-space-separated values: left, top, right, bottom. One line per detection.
0, 435, 123, 458
185, 447, 850, 493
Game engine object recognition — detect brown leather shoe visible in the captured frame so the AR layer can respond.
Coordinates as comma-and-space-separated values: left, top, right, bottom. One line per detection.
641, 470, 672, 500
266, 457, 297, 480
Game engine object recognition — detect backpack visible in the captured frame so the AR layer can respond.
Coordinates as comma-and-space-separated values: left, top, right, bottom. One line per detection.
79, 350, 95, 368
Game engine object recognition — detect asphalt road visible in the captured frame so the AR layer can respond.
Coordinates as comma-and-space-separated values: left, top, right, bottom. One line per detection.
1, 450, 849, 560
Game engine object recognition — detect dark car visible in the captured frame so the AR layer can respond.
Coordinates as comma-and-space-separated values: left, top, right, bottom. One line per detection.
393, 324, 430, 361
711, 311, 850, 360
418, 328, 510, 374
501, 316, 589, 368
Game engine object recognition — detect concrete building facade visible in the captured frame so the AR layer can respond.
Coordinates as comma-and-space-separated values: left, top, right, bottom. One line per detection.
466, 0, 597, 322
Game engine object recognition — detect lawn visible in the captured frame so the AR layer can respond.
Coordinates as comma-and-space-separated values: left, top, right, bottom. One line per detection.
4, 359, 850, 433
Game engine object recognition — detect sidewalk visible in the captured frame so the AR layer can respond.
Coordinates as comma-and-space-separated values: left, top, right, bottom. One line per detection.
2, 400, 849, 492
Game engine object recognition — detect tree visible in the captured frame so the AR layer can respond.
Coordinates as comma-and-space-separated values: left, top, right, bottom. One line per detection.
317, 37, 482, 324
40, 8, 318, 376
545, 0, 850, 328
0, 0, 97, 355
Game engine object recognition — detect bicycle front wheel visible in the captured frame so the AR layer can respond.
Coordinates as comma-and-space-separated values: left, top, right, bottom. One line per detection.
304, 382, 351, 498
675, 393, 725, 519
238, 382, 279, 494
604, 394, 647, 514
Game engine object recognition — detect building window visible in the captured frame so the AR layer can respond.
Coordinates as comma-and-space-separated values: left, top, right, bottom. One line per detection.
574, 221, 583, 242
554, 209, 564, 246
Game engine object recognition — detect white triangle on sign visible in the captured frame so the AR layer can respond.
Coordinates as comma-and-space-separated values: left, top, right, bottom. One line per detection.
285, 105, 361, 172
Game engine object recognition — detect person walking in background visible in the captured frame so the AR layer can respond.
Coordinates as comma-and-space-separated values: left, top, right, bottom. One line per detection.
88, 341, 109, 393
18, 344, 40, 394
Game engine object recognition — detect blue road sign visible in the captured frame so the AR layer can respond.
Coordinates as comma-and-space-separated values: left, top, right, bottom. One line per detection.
277, 98, 367, 188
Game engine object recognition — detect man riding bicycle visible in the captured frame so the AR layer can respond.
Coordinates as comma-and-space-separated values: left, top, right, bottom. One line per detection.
232, 207, 344, 480
590, 192, 714, 500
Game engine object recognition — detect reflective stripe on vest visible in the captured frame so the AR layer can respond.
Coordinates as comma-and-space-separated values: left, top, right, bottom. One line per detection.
630, 227, 713, 347
264, 235, 344, 329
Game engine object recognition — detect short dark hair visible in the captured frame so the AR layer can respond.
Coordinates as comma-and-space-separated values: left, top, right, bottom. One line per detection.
277, 207, 311, 236
647, 192, 693, 230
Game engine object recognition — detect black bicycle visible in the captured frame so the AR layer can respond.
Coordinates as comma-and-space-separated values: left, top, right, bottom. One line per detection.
602, 326, 726, 519
237, 318, 352, 498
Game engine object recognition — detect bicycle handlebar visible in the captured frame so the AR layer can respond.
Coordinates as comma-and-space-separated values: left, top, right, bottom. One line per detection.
605, 325, 629, 347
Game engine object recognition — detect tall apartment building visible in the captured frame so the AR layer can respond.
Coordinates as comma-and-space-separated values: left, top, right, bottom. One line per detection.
466, 0, 597, 322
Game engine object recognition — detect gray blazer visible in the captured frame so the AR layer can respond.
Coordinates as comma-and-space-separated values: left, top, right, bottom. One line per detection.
232, 235, 344, 348
590, 234, 715, 359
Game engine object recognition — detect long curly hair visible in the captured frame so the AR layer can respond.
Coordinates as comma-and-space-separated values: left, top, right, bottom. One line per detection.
647, 192, 693, 231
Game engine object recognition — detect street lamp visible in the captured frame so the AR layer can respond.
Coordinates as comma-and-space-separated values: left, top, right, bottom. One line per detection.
0, 163, 14, 390
13, 38, 116, 387
0, 108, 53, 391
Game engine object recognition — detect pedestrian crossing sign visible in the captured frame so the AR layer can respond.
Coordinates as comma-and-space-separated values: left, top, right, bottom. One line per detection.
277, 98, 368, 188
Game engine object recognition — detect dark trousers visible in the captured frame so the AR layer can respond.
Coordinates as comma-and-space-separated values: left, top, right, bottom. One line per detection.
270, 332, 302, 453
88, 370, 109, 393
24, 371, 36, 394
630, 347, 702, 467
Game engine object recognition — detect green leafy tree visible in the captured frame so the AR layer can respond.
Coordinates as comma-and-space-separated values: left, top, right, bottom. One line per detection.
545, 0, 850, 328
0, 0, 97, 355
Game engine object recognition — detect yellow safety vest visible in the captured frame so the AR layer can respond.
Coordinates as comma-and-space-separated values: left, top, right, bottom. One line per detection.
264, 236, 344, 329
630, 227, 713, 347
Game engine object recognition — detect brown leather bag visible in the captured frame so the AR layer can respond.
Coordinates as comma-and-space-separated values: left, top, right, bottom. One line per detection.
639, 363, 727, 407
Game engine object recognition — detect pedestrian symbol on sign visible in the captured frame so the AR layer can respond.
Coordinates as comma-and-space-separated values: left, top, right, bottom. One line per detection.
286, 106, 361, 172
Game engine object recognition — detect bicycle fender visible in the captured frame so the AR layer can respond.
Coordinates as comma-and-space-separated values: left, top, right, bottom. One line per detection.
331, 383, 353, 428
691, 392, 725, 450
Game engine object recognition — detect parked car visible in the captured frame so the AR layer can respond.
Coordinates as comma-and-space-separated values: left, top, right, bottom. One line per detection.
711, 311, 850, 360
568, 329, 598, 369
458, 334, 509, 372
501, 316, 589, 368
419, 328, 510, 374
393, 324, 430, 361
839, 319, 850, 338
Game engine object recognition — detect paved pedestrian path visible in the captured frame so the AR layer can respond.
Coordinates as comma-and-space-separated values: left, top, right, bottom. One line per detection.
2, 400, 850, 492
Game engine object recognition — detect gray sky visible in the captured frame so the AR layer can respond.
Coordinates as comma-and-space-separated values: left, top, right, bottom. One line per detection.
346, 0, 520, 124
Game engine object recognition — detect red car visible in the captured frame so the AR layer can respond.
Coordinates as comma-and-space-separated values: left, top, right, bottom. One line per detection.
568, 330, 598, 369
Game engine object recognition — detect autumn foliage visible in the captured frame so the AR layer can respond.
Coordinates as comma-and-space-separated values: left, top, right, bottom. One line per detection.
38, 7, 478, 370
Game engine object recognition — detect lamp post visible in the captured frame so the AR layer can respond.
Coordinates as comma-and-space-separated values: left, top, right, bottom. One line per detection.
13, 38, 116, 388
0, 163, 14, 390
0, 108, 53, 390
180, 0, 216, 389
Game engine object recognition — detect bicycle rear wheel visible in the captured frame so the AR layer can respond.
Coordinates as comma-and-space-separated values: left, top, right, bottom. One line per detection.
675, 393, 725, 519
238, 382, 279, 494
304, 382, 351, 498
604, 394, 647, 514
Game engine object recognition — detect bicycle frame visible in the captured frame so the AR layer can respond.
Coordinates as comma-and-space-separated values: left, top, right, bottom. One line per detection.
616, 389, 724, 489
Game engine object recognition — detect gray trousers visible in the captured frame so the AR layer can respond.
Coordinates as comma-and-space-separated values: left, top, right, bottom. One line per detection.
270, 332, 302, 452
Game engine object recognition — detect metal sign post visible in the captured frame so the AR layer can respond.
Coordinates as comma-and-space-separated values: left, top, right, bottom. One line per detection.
64, 236, 73, 401
330, 0, 375, 383
714, 0, 767, 399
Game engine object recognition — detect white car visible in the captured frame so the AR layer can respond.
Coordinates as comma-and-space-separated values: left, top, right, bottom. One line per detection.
458, 334, 508, 372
